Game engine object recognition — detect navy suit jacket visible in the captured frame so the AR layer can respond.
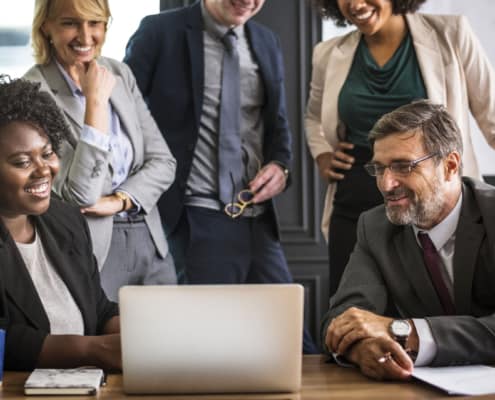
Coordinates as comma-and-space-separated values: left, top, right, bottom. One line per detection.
124, 1, 292, 235
0, 198, 118, 370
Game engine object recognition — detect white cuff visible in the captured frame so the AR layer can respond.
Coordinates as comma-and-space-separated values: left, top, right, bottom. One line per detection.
116, 189, 142, 215
412, 318, 437, 366
80, 124, 111, 152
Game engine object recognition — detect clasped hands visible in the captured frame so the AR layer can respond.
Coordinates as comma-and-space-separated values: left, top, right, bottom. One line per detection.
325, 307, 416, 381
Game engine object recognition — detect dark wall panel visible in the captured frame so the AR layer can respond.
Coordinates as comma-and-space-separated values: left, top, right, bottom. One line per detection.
253, 1, 328, 346
160, 0, 195, 9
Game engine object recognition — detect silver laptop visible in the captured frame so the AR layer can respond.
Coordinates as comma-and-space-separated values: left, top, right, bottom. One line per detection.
119, 284, 303, 394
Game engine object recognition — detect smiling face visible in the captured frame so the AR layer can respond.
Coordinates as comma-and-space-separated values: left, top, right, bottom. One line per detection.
372, 131, 458, 229
42, 0, 107, 72
0, 122, 59, 221
337, 0, 397, 36
204, 0, 265, 27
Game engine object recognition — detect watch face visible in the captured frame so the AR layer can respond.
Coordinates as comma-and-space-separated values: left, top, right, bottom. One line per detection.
391, 320, 411, 337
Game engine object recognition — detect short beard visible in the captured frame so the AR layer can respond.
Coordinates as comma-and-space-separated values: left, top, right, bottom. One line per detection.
384, 174, 445, 227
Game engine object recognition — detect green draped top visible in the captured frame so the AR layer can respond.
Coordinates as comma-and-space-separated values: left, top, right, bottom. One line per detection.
338, 32, 427, 148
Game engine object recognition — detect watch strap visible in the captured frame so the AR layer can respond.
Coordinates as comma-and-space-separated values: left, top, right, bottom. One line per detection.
115, 191, 129, 212
395, 335, 408, 349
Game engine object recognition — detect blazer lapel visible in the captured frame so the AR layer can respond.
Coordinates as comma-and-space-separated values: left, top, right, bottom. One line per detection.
0, 223, 49, 330
453, 185, 485, 314
324, 31, 360, 145
35, 216, 92, 332
333, 31, 361, 86
245, 22, 272, 85
40, 62, 84, 135
407, 13, 446, 104
394, 226, 445, 315
185, 3, 205, 128
106, 70, 141, 164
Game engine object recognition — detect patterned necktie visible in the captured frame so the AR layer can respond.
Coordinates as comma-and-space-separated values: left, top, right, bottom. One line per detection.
218, 29, 243, 205
417, 232, 456, 315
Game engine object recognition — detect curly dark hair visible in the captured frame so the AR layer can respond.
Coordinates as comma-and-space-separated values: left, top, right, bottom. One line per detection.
0, 75, 70, 154
312, 0, 427, 27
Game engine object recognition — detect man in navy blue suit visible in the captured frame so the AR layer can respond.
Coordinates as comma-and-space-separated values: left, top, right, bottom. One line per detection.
124, 0, 317, 352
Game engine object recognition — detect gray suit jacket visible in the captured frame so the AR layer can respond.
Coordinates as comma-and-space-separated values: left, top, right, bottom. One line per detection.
24, 57, 176, 267
322, 177, 495, 366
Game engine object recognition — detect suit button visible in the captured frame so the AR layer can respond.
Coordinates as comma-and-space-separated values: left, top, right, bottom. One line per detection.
91, 160, 104, 177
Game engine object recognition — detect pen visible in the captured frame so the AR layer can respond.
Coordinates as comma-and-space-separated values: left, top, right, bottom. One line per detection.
377, 352, 392, 363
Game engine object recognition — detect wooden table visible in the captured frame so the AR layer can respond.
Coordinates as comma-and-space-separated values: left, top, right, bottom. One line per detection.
1, 356, 494, 399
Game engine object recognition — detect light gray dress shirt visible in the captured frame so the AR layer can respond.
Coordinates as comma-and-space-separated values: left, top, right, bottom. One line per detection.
185, 1, 265, 214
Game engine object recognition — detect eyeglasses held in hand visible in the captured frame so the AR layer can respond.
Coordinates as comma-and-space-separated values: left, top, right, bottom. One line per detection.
364, 153, 438, 177
224, 189, 255, 218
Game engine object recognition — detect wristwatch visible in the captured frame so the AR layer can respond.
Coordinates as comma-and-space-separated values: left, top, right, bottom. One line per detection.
389, 319, 411, 349
114, 191, 130, 212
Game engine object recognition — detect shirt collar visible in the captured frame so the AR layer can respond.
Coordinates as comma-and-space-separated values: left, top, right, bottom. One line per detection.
54, 59, 82, 97
200, 0, 244, 40
413, 192, 463, 250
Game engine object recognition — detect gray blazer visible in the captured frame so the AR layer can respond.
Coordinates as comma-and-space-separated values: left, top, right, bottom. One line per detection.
24, 57, 177, 267
322, 178, 495, 366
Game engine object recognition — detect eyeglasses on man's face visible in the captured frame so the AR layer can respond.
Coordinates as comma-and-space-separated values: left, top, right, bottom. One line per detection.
224, 189, 255, 218
364, 153, 439, 177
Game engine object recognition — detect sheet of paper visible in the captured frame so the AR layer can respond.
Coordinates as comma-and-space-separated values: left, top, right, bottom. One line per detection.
413, 365, 495, 396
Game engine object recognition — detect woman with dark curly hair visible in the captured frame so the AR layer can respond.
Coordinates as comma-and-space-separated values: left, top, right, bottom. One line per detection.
305, 0, 495, 298
0, 76, 121, 371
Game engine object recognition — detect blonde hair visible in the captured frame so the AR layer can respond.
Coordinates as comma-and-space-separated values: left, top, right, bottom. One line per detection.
32, 0, 111, 65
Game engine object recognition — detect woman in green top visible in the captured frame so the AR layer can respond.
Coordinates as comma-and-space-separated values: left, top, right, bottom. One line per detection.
305, 0, 495, 298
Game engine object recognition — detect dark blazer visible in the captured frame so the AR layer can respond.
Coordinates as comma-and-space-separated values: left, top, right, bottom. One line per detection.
0, 198, 119, 371
321, 177, 495, 366
124, 1, 292, 235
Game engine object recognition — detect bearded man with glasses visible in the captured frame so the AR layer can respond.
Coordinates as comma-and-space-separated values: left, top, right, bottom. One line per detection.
321, 100, 495, 380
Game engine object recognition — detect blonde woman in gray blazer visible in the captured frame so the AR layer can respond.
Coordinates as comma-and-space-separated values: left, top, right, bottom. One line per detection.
305, 0, 495, 296
24, 0, 177, 300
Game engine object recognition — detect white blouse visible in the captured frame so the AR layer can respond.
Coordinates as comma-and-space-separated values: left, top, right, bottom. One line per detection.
16, 230, 84, 335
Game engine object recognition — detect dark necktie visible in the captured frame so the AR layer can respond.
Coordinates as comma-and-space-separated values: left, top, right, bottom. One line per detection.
417, 232, 456, 315
218, 30, 243, 205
